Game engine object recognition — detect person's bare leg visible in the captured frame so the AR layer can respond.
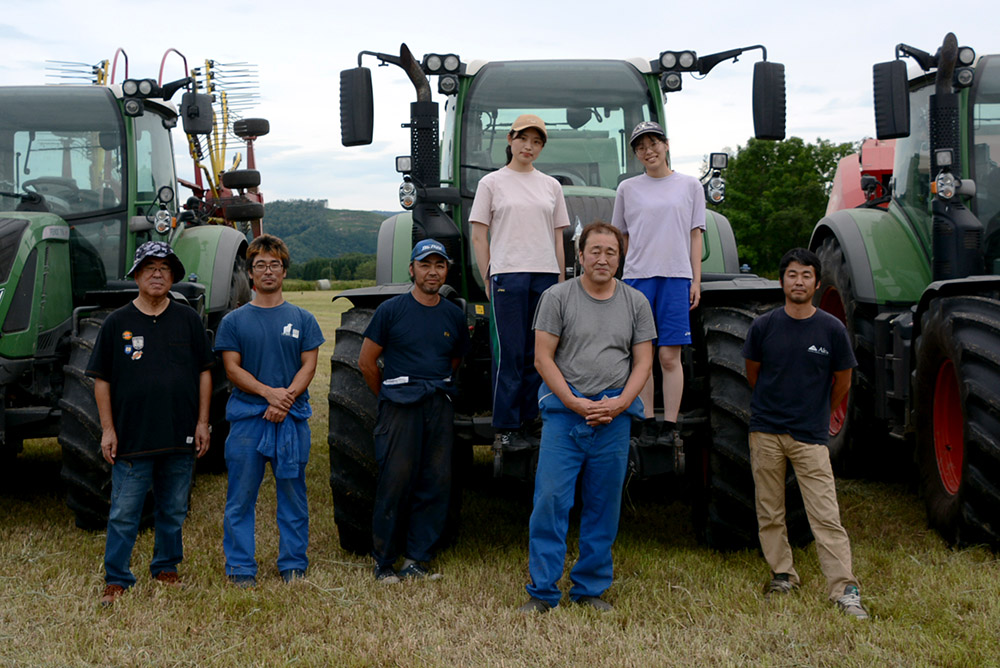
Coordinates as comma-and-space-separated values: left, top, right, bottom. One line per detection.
660, 346, 683, 424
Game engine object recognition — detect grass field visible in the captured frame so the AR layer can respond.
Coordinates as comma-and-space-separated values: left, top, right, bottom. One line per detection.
1, 291, 998, 666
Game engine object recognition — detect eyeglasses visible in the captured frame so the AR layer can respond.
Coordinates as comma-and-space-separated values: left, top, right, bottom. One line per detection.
142, 264, 172, 275
252, 261, 284, 273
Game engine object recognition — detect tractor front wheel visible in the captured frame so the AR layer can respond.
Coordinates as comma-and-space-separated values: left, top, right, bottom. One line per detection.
914, 296, 1000, 547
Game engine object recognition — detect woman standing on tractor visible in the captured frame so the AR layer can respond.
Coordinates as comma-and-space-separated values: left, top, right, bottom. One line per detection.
612, 121, 705, 448
470, 114, 570, 451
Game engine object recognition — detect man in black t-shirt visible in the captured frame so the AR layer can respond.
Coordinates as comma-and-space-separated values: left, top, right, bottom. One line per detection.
743, 248, 868, 620
86, 241, 213, 607
359, 239, 470, 583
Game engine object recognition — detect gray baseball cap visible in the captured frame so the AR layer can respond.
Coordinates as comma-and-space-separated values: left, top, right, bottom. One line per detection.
629, 121, 667, 147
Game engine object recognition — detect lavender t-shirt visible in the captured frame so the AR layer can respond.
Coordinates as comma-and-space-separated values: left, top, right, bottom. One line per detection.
469, 166, 570, 276
611, 171, 706, 280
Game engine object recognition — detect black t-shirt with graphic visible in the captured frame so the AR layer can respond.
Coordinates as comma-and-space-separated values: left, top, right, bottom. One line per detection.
742, 307, 857, 444
86, 300, 213, 458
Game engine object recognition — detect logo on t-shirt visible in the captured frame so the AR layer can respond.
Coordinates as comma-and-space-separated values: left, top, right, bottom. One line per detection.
132, 336, 144, 351
807, 344, 829, 356
282, 323, 300, 339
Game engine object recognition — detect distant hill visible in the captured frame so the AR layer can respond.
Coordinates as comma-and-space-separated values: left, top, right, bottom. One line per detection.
261, 199, 389, 263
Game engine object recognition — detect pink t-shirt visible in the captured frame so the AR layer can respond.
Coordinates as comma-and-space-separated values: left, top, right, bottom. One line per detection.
611, 171, 706, 280
469, 166, 570, 275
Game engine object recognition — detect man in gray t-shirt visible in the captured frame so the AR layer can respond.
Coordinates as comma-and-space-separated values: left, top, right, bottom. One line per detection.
518, 223, 655, 613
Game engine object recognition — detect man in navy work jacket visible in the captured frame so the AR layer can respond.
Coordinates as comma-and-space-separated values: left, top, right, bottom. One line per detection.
743, 247, 869, 620
359, 239, 470, 583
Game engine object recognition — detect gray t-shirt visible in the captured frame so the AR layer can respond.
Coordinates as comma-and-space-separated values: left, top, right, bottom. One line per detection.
532, 278, 656, 396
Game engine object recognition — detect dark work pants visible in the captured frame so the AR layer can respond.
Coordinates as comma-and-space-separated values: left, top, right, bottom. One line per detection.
372, 393, 454, 568
490, 272, 558, 429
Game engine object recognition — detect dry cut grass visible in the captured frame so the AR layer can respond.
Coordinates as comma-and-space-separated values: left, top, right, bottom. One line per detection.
1, 291, 998, 667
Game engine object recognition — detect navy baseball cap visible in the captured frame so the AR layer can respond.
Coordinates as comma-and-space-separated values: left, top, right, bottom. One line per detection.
629, 121, 667, 147
411, 239, 451, 262
126, 240, 186, 278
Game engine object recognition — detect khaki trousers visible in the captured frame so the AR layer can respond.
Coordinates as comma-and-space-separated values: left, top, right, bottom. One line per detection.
748, 431, 858, 600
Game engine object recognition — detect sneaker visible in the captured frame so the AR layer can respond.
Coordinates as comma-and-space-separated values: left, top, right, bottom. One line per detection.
374, 564, 400, 584
397, 560, 443, 581
280, 569, 306, 583
836, 585, 869, 620
574, 595, 613, 611
517, 597, 552, 613
493, 431, 513, 450
153, 571, 180, 587
764, 573, 796, 597
99, 584, 125, 607
228, 574, 256, 589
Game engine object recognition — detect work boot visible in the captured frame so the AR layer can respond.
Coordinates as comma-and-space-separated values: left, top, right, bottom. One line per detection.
574, 595, 613, 611
638, 418, 659, 447
517, 597, 552, 613
227, 574, 256, 589
100, 584, 125, 607
153, 571, 181, 587
280, 569, 306, 583
655, 424, 679, 448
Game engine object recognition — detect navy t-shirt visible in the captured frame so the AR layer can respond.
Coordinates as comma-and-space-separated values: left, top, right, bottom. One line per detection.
364, 292, 470, 404
214, 301, 325, 406
742, 307, 857, 444
86, 300, 214, 458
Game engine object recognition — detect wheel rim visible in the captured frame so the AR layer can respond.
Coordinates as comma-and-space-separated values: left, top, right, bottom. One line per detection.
818, 287, 848, 436
932, 359, 964, 495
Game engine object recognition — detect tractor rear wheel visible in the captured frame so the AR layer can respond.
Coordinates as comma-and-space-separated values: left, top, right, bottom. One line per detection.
58, 309, 152, 529
914, 296, 1000, 548
693, 303, 813, 550
814, 236, 884, 474
328, 307, 378, 555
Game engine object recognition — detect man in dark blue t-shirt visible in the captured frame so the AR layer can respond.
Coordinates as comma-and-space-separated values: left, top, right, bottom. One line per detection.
359, 239, 470, 583
743, 247, 868, 620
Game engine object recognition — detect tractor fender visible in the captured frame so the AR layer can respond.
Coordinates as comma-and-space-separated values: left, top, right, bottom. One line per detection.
704, 210, 741, 275
699, 275, 783, 305
912, 276, 1000, 342
809, 206, 930, 305
172, 225, 248, 314
374, 212, 415, 285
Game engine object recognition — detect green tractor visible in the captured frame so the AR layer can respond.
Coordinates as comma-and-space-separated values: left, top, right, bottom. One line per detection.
811, 33, 999, 547
330, 43, 812, 554
0, 51, 269, 528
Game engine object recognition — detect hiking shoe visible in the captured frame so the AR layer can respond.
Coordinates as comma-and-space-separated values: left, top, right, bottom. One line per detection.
374, 564, 400, 584
228, 574, 256, 589
397, 561, 443, 580
153, 571, 180, 587
280, 569, 306, 583
655, 426, 679, 448
836, 585, 869, 620
764, 573, 796, 597
574, 595, 613, 611
638, 419, 659, 447
517, 597, 552, 613
100, 584, 125, 607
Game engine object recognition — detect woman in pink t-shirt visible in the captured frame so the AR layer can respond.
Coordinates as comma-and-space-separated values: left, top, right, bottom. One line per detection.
470, 114, 570, 451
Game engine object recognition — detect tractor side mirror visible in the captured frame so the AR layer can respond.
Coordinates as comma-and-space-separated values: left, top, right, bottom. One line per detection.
752, 61, 786, 140
341, 67, 374, 147
180, 92, 214, 136
873, 60, 910, 140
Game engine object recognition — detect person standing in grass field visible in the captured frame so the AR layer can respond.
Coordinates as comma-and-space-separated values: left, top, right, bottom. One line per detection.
359, 239, 470, 583
743, 247, 869, 619
215, 234, 324, 588
611, 121, 705, 450
470, 114, 570, 454
87, 241, 213, 607
519, 223, 654, 613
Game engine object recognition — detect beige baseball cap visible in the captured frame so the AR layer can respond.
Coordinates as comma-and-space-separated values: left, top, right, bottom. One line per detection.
510, 114, 547, 141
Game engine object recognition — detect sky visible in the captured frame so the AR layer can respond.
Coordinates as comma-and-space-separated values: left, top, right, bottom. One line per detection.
0, 0, 996, 212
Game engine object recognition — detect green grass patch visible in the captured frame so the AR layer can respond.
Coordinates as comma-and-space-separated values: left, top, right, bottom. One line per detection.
1, 291, 998, 666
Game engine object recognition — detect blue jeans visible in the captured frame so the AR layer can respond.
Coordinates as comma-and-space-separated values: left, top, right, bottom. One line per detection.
224, 419, 310, 576
526, 391, 633, 607
104, 452, 195, 588
372, 393, 453, 568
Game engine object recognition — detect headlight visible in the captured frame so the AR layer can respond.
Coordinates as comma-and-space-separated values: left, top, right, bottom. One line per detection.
661, 72, 682, 92
443, 55, 460, 72
678, 51, 697, 69
122, 79, 139, 96
438, 75, 458, 95
660, 52, 677, 69
425, 55, 442, 72
707, 176, 725, 203
399, 180, 417, 209
153, 208, 172, 234
138, 79, 155, 96
935, 171, 956, 200
958, 47, 975, 66
123, 98, 143, 117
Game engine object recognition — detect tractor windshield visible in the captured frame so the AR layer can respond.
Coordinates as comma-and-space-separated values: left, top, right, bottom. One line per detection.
0, 87, 124, 219
459, 60, 656, 195
971, 55, 1000, 232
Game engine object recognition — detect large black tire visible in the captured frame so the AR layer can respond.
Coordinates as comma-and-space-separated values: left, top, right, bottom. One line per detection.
692, 303, 813, 550
202, 257, 252, 473
233, 118, 269, 139
328, 307, 378, 555
58, 310, 152, 529
224, 201, 265, 222
914, 296, 1000, 548
814, 236, 886, 474
221, 169, 261, 190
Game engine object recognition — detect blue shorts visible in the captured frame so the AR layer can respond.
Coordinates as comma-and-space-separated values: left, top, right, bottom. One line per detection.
625, 277, 692, 346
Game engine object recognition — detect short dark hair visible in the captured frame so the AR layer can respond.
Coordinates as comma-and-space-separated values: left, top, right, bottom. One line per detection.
247, 234, 290, 269
778, 247, 821, 282
578, 222, 624, 258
